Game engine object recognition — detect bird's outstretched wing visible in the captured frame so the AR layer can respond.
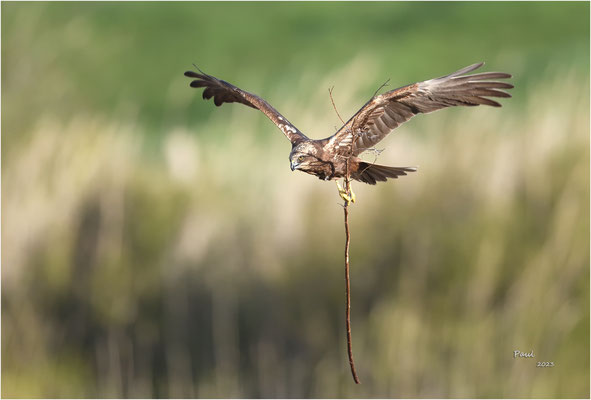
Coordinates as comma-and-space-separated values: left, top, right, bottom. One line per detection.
327, 62, 513, 156
184, 69, 308, 145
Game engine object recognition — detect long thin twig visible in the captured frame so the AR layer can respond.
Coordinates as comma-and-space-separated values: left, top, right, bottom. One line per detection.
371, 78, 391, 98
343, 159, 360, 384
329, 86, 360, 384
328, 87, 346, 125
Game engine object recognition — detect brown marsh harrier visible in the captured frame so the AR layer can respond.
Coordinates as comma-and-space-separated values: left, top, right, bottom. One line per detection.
185, 63, 512, 201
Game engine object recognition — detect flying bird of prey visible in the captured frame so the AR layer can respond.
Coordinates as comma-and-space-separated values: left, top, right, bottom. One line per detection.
185, 63, 512, 200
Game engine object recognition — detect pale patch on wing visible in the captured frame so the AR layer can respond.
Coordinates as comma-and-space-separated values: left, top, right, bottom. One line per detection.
334, 131, 354, 154
279, 123, 298, 135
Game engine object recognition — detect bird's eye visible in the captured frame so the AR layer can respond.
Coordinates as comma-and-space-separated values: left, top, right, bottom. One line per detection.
297, 155, 305, 162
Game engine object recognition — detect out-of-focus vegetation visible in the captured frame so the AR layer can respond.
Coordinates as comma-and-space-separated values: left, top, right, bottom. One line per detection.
2, 2, 589, 398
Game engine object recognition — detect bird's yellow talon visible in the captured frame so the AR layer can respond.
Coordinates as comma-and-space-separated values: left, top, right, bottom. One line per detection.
336, 180, 356, 205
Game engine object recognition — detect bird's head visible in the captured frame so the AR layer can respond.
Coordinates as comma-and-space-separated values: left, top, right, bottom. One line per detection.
289, 142, 317, 172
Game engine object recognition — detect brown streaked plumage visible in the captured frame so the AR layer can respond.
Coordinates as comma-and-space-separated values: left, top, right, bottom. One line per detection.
184, 62, 512, 185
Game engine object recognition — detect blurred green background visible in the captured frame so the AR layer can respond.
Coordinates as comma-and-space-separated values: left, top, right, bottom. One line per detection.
2, 2, 589, 398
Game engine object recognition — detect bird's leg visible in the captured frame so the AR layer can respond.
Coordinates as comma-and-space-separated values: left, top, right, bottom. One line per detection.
336, 180, 351, 204
347, 180, 356, 204
336, 180, 356, 205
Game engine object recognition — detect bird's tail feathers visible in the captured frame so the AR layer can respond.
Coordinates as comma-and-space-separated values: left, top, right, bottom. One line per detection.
353, 162, 417, 185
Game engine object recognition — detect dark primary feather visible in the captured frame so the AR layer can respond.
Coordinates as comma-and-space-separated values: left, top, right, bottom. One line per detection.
328, 62, 513, 156
184, 69, 308, 144
185, 71, 257, 109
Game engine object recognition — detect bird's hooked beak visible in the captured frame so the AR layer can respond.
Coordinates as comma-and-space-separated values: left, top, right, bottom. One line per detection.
290, 159, 299, 171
